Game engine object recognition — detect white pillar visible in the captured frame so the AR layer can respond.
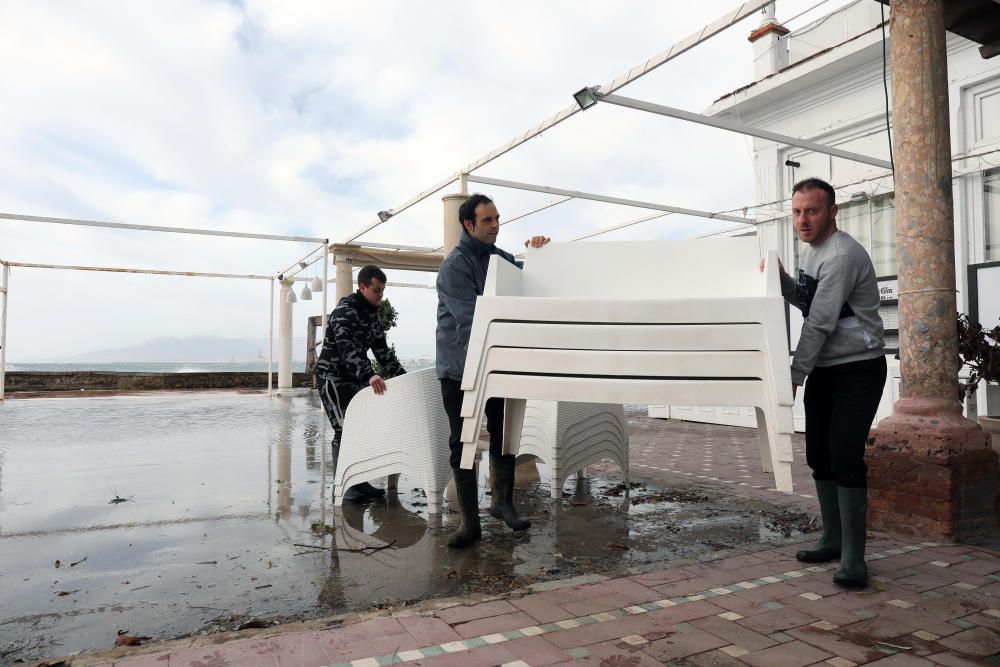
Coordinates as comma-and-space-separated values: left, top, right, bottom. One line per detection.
267, 277, 274, 397
278, 278, 294, 390
322, 244, 329, 337
335, 253, 353, 302
442, 193, 468, 256
0, 263, 8, 401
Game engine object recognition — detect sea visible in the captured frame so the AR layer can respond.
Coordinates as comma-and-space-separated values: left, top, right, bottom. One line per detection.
5, 362, 307, 373
5, 361, 435, 373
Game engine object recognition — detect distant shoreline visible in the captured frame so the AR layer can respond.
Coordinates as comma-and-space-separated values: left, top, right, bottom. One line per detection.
3, 369, 314, 395
5, 361, 434, 373
2, 362, 435, 395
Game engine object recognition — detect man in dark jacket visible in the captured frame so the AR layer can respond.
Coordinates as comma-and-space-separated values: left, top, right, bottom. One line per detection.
317, 264, 406, 501
437, 193, 549, 548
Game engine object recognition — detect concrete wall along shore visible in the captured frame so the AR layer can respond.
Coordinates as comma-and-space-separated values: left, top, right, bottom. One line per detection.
5, 371, 313, 393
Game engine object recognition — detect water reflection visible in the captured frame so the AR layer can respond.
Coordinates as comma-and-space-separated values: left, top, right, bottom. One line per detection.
0, 391, 808, 663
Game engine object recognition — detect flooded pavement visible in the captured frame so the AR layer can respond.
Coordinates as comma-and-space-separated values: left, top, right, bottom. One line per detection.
0, 392, 819, 663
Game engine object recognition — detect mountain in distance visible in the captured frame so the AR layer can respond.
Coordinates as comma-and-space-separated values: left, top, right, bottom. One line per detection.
53, 336, 307, 363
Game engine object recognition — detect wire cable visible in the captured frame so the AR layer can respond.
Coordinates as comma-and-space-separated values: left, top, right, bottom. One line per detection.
880, 2, 895, 179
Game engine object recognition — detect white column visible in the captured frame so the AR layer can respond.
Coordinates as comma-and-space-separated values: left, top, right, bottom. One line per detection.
335, 253, 353, 302
267, 277, 274, 397
442, 193, 469, 256
278, 278, 294, 390
0, 263, 8, 401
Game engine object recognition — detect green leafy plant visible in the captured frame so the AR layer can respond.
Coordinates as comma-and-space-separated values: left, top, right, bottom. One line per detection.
371, 298, 401, 379
957, 313, 1000, 400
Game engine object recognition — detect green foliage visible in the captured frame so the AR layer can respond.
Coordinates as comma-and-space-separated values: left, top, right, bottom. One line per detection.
378, 299, 399, 332
371, 298, 401, 379
957, 313, 1000, 398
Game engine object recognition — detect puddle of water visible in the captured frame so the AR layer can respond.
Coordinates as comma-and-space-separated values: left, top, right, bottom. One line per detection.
0, 391, 815, 662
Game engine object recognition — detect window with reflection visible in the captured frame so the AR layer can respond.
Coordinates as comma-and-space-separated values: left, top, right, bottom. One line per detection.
870, 193, 897, 276
986, 168, 1000, 262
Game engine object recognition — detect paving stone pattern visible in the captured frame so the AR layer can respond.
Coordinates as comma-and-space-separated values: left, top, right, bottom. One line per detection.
94, 418, 1000, 666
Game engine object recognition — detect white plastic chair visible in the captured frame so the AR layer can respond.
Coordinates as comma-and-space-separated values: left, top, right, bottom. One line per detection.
515, 401, 629, 498
333, 368, 451, 512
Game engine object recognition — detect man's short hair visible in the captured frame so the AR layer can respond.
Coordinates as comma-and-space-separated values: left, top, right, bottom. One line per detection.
357, 265, 386, 287
458, 193, 494, 229
792, 178, 836, 207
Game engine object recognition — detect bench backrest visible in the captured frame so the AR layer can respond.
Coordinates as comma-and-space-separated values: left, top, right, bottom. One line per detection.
516, 237, 775, 300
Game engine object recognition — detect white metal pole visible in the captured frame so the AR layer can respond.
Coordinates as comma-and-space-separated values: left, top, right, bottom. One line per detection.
0, 262, 8, 401
465, 174, 753, 224
599, 93, 893, 170
321, 243, 329, 348
267, 277, 274, 398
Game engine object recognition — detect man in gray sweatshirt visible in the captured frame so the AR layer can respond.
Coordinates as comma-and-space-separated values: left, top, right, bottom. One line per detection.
767, 178, 887, 589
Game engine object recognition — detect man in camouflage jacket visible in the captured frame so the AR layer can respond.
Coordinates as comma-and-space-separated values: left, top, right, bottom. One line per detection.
317, 264, 405, 500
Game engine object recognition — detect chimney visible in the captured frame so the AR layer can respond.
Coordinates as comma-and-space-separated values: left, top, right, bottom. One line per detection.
748, 2, 790, 80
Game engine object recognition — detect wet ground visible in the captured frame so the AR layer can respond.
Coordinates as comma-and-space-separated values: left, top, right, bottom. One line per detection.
0, 391, 820, 663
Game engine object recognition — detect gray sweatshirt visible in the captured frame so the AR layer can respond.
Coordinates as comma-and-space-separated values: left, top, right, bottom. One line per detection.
781, 230, 885, 385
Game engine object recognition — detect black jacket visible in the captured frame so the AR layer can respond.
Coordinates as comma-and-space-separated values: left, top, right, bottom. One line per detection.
316, 291, 405, 383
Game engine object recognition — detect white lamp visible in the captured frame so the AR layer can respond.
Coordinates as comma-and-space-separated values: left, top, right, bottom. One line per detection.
285, 289, 297, 304
310, 276, 323, 292
299, 285, 312, 301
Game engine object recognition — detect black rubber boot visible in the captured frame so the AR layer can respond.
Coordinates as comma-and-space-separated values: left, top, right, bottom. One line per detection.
353, 481, 385, 498
331, 435, 382, 502
488, 456, 531, 531
448, 467, 482, 549
796, 479, 841, 563
833, 486, 869, 589
342, 485, 366, 503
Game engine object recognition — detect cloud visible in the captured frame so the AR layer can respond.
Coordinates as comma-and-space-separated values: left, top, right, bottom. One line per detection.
0, 0, 852, 361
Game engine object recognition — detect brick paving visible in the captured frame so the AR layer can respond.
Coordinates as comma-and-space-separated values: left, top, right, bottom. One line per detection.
623, 412, 817, 510
77, 416, 1000, 666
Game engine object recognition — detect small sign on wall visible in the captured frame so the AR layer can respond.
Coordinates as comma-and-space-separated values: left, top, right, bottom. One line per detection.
878, 278, 898, 302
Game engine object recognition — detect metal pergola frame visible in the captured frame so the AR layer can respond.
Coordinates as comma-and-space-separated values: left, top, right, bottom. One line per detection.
1, 0, 901, 400
0, 210, 331, 400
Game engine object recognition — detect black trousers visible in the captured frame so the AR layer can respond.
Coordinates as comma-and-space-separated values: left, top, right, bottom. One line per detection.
317, 375, 362, 444
803, 356, 887, 488
440, 378, 504, 469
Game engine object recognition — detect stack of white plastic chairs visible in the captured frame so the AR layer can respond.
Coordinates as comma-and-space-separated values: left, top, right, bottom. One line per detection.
458, 238, 797, 493
333, 367, 452, 512
516, 401, 629, 498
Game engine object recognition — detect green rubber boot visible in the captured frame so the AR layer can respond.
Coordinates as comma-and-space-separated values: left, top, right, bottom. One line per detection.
796, 479, 841, 563
833, 486, 869, 590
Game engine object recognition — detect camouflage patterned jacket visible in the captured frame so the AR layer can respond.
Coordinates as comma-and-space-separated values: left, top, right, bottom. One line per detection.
316, 291, 405, 383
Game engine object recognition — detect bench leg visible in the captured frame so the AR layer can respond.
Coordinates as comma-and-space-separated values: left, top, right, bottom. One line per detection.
772, 460, 794, 493
459, 440, 478, 469
754, 407, 775, 474
503, 398, 526, 456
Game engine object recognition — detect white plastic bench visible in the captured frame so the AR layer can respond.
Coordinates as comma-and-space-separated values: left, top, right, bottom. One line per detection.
457, 238, 796, 492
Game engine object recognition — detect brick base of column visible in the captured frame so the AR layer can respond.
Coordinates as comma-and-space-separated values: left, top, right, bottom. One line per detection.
867, 398, 998, 541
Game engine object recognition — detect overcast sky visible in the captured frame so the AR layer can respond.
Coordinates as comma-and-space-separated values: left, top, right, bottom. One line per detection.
0, 0, 853, 362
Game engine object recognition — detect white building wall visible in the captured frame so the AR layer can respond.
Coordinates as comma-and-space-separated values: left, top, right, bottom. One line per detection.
654, 4, 1000, 430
